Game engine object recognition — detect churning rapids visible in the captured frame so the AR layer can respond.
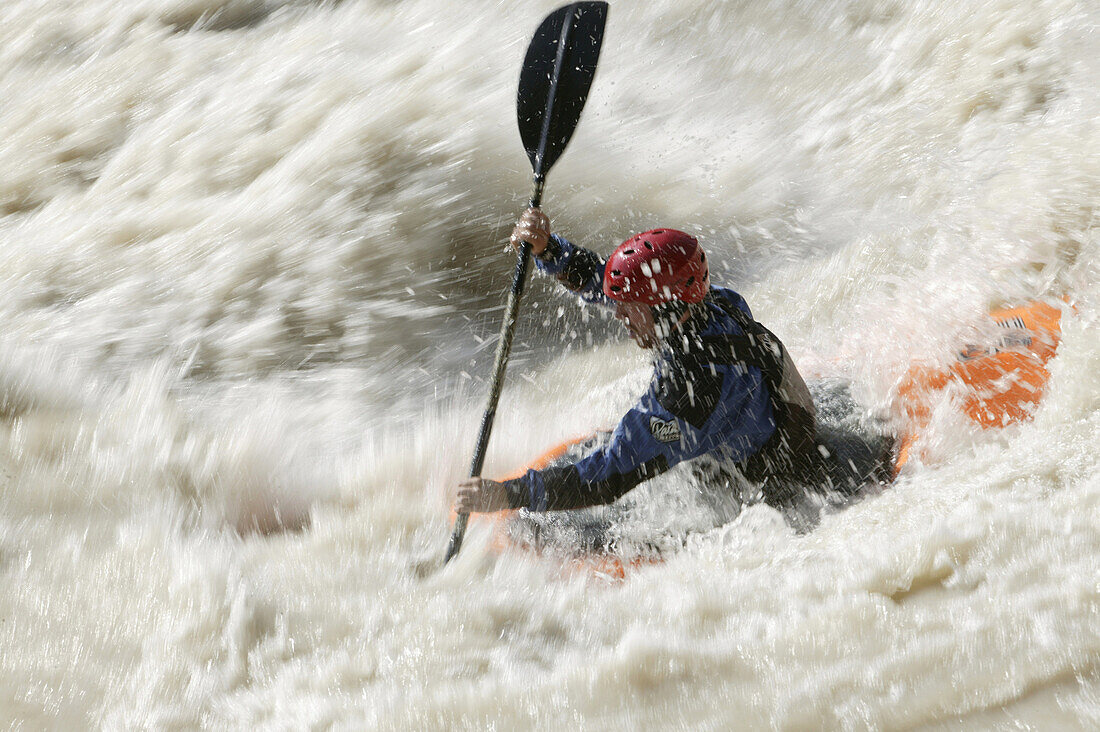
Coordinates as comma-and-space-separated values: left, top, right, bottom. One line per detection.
1, 0, 1098, 728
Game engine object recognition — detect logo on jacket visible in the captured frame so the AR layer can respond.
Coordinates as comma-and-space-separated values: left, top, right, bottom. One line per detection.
649, 416, 682, 443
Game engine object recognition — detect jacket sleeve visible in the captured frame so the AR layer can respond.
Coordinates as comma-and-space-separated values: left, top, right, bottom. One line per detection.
504, 363, 775, 512
533, 234, 614, 307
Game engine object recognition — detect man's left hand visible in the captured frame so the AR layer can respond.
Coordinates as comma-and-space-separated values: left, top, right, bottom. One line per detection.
455, 477, 511, 513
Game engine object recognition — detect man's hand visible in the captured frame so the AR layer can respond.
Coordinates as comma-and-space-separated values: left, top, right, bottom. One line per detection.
455, 477, 512, 513
510, 207, 551, 256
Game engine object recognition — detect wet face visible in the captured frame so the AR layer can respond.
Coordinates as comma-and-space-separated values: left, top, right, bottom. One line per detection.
614, 301, 658, 349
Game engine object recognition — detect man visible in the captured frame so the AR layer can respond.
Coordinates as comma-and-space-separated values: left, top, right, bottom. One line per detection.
456, 208, 883, 530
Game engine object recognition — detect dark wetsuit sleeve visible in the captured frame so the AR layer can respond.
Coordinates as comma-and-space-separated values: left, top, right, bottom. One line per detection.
534, 234, 613, 307
504, 382, 732, 511
502, 392, 679, 511
503, 344, 777, 512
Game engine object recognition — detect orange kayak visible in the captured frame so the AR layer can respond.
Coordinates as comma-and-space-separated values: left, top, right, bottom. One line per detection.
892, 299, 1065, 470
461, 299, 1067, 577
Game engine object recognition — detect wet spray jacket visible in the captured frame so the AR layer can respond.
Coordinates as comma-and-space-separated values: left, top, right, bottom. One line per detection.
503, 235, 818, 513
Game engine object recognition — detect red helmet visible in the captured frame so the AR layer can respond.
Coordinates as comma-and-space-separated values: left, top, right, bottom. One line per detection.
603, 229, 709, 304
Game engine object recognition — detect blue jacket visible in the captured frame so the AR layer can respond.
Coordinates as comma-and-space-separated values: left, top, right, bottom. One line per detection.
503, 235, 782, 512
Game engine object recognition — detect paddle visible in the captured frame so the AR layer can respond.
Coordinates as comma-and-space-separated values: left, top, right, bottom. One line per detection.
443, 1, 608, 564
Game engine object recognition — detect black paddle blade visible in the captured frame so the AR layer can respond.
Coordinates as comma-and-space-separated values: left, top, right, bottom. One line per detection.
517, 2, 608, 180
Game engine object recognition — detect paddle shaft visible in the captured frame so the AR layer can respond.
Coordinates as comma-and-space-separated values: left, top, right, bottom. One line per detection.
443, 184, 543, 564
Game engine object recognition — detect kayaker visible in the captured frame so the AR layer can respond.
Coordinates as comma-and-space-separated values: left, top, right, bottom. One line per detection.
455, 208, 883, 530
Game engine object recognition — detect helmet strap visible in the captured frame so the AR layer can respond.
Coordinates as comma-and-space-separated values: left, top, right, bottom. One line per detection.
651, 301, 693, 339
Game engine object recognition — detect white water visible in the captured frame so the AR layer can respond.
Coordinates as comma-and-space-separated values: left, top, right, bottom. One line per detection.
1, 0, 1097, 728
